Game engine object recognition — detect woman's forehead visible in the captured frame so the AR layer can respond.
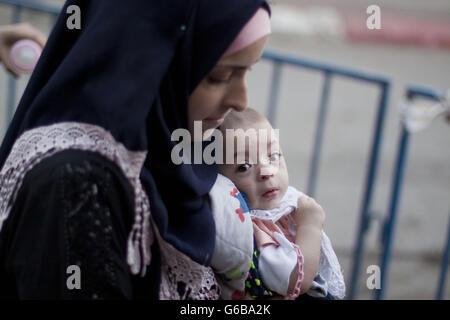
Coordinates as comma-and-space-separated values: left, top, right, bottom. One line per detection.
217, 36, 268, 68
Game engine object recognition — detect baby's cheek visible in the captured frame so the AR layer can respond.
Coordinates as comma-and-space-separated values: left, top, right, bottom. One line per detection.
237, 181, 257, 203
280, 160, 289, 184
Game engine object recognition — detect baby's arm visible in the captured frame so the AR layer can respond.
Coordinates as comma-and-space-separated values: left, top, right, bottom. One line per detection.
290, 196, 325, 294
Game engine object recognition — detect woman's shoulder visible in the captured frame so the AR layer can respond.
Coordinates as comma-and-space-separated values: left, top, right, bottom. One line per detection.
4, 149, 136, 230
17, 149, 136, 219
22, 149, 127, 183
2, 149, 136, 252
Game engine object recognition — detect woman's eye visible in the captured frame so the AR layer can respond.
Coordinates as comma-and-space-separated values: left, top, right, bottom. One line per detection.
269, 152, 280, 162
207, 72, 232, 85
207, 76, 230, 85
237, 163, 251, 172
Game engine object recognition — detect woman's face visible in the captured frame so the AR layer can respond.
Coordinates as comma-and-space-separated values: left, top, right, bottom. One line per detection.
188, 36, 268, 139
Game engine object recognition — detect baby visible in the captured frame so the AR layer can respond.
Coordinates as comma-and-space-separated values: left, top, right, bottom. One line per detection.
209, 108, 345, 300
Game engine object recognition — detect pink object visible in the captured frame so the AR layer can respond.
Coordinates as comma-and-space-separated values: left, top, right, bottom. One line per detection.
9, 39, 42, 74
223, 7, 271, 57
286, 244, 304, 300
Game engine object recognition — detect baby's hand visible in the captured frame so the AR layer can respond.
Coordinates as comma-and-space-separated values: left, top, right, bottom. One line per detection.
292, 196, 325, 230
291, 196, 325, 294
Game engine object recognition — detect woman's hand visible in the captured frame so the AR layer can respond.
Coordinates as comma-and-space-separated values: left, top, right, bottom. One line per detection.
0, 23, 47, 76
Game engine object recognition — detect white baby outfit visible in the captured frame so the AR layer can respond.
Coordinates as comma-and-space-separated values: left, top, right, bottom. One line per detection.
209, 174, 254, 299
210, 174, 346, 299
250, 186, 346, 299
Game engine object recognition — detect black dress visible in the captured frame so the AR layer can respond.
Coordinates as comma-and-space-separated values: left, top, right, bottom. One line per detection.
0, 150, 160, 299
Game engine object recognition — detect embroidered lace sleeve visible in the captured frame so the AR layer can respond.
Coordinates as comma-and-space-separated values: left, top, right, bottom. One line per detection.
1, 150, 138, 299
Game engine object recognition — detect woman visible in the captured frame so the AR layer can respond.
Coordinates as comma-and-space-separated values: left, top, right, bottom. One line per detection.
0, 0, 270, 299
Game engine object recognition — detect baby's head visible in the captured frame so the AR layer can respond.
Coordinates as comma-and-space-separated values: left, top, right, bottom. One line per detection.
219, 108, 289, 210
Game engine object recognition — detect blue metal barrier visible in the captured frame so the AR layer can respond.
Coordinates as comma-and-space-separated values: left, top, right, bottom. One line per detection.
373, 84, 449, 300
1, 0, 61, 14
261, 50, 391, 299
437, 212, 450, 300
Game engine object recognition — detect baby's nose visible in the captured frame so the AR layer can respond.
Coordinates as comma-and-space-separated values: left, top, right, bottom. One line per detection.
259, 161, 278, 179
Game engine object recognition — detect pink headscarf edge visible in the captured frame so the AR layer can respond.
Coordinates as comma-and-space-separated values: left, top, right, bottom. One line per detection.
223, 7, 271, 57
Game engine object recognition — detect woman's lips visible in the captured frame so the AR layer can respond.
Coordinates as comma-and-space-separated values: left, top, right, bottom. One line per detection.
262, 188, 279, 199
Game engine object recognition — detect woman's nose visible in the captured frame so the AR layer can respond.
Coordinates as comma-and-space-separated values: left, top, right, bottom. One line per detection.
227, 78, 247, 112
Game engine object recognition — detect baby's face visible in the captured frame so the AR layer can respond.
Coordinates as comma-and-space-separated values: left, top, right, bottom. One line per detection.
219, 119, 289, 210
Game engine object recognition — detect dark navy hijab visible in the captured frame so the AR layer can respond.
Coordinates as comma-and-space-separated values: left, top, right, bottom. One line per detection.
0, 0, 270, 266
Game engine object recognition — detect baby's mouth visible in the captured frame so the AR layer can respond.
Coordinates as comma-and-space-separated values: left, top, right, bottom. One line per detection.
262, 188, 279, 199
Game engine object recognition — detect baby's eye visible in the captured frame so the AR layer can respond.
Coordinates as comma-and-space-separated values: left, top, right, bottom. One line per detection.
269, 152, 281, 162
237, 163, 251, 172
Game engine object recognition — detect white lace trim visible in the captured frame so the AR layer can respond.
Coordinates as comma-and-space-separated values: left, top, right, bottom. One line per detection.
0, 122, 153, 276
249, 186, 346, 299
154, 223, 220, 300
319, 232, 346, 299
